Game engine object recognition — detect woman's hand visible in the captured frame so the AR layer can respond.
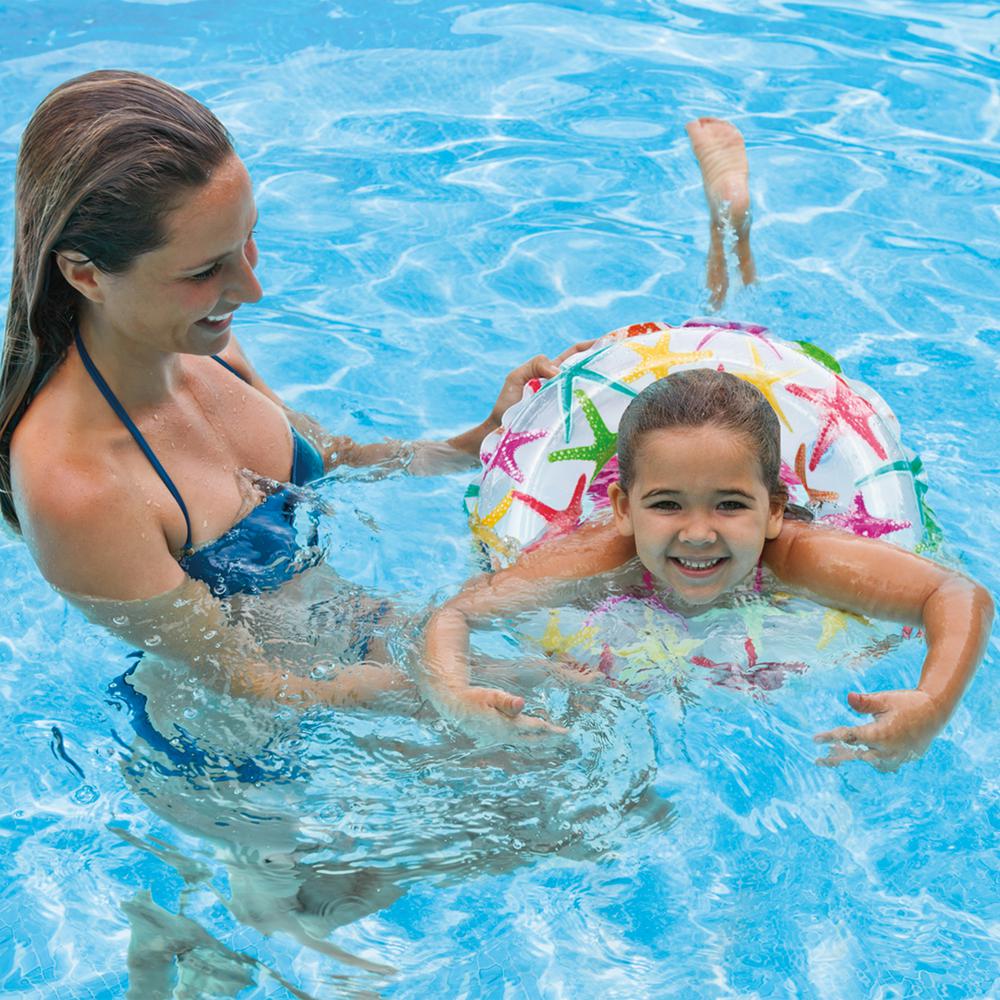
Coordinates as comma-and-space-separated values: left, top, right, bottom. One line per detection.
813, 688, 946, 771
442, 339, 599, 460
436, 684, 568, 742
485, 340, 598, 429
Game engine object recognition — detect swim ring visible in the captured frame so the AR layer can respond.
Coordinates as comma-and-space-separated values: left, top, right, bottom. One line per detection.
468, 320, 939, 566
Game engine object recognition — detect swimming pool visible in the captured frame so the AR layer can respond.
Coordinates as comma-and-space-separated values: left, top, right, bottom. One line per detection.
1, 1, 997, 997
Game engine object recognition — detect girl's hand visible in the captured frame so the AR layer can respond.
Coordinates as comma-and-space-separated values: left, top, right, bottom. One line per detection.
813, 689, 945, 771
437, 685, 568, 741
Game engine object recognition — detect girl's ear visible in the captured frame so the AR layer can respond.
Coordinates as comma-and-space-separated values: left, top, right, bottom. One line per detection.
765, 493, 785, 539
608, 481, 634, 537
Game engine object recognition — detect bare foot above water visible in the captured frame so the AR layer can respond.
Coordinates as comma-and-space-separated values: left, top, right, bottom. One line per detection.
686, 116, 756, 309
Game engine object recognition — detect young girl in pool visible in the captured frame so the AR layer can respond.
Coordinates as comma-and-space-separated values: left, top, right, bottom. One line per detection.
423, 369, 993, 769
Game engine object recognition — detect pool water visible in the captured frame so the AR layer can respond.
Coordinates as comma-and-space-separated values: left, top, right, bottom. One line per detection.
1, 1, 998, 997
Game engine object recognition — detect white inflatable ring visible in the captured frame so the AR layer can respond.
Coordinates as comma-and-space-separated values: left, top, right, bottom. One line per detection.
468, 320, 937, 566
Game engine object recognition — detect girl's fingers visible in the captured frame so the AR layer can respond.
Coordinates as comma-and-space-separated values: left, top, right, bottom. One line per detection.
814, 725, 864, 745
847, 690, 888, 715
815, 745, 886, 768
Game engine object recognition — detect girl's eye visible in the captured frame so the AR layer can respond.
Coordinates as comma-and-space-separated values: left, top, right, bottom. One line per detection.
650, 500, 681, 511
718, 500, 748, 511
190, 261, 222, 282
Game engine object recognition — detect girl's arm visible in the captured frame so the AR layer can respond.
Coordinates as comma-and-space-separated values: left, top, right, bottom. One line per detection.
764, 521, 994, 768
424, 520, 635, 738
223, 336, 597, 475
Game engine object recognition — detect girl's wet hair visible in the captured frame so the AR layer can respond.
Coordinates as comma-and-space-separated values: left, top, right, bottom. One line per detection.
0, 70, 234, 531
616, 368, 788, 502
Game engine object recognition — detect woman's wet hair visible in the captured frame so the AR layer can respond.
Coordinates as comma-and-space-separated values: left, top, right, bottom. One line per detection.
616, 368, 789, 504
0, 70, 234, 531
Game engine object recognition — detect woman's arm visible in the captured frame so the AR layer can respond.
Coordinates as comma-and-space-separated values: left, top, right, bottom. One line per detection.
423, 521, 635, 737
70, 576, 406, 708
15, 456, 401, 708
221, 336, 596, 475
764, 521, 994, 768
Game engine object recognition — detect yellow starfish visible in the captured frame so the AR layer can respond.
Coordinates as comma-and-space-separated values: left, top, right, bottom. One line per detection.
621, 332, 713, 384
468, 490, 516, 559
817, 608, 871, 650
615, 613, 702, 673
731, 343, 800, 431
539, 609, 597, 656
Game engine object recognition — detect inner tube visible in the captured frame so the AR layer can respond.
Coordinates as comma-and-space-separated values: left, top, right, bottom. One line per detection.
468, 320, 938, 566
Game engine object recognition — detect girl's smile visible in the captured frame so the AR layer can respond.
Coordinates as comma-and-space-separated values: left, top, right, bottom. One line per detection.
608, 424, 785, 605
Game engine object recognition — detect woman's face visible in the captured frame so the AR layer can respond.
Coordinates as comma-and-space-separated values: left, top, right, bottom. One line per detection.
86, 154, 262, 356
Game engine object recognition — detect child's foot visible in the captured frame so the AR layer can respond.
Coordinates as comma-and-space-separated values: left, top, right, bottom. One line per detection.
685, 117, 756, 308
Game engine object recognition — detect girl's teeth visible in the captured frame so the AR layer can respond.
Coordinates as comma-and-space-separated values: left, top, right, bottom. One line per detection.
206, 312, 231, 322
677, 558, 721, 569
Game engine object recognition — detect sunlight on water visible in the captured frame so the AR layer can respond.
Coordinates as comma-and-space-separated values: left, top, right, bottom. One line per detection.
0, 1, 997, 997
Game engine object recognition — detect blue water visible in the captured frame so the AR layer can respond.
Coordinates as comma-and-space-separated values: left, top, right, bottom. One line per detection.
1, 2, 998, 997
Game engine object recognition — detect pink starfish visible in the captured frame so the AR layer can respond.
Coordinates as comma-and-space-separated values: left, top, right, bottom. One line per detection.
683, 319, 783, 358
483, 427, 548, 484
586, 454, 620, 509
785, 376, 887, 471
514, 474, 587, 550
819, 492, 910, 539
692, 637, 807, 696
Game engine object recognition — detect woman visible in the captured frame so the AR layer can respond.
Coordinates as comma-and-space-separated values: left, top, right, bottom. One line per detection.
1, 70, 585, 705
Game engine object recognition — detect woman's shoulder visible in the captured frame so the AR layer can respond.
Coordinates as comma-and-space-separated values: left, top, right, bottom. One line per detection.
11, 376, 184, 598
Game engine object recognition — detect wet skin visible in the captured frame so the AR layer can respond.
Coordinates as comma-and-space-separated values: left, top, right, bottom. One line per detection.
608, 425, 784, 606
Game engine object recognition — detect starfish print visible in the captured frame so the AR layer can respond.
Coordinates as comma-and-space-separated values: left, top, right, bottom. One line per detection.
482, 427, 548, 484
793, 443, 839, 504
513, 474, 587, 550
586, 453, 620, 509
468, 489, 516, 557
731, 343, 800, 431
548, 389, 617, 479
620, 331, 713, 385
535, 345, 637, 442
854, 454, 943, 549
683, 319, 783, 359
615, 613, 702, 675
817, 608, 871, 650
692, 638, 807, 695
784, 376, 888, 470
625, 321, 670, 339
538, 609, 596, 656
819, 492, 911, 539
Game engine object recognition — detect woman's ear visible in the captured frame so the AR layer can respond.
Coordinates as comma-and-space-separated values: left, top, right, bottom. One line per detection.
54, 253, 106, 304
766, 494, 785, 539
608, 481, 634, 537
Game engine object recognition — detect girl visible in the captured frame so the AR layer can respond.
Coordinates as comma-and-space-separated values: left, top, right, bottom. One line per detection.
423, 369, 993, 769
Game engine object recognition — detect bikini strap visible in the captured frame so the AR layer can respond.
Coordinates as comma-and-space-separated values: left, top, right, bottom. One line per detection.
210, 353, 250, 384
74, 329, 194, 556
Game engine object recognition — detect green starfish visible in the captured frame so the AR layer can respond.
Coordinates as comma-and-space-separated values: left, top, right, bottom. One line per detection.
854, 453, 943, 550
548, 389, 618, 480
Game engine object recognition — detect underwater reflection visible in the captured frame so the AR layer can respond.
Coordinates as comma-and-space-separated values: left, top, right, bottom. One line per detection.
105, 591, 673, 996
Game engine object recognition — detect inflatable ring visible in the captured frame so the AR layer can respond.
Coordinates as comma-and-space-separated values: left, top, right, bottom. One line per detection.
468, 320, 939, 566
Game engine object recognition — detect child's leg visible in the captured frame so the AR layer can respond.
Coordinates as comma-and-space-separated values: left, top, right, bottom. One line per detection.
685, 117, 756, 308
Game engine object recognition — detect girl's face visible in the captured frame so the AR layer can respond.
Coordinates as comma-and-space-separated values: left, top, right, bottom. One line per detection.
73, 154, 262, 356
609, 424, 784, 606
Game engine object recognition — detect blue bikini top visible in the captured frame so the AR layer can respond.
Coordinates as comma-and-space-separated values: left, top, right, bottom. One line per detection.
74, 329, 326, 597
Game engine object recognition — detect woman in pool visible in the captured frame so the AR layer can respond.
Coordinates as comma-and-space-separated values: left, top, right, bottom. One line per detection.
0, 69, 591, 705
423, 370, 993, 769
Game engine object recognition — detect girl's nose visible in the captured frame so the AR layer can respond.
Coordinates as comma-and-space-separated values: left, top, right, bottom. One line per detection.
678, 515, 717, 545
